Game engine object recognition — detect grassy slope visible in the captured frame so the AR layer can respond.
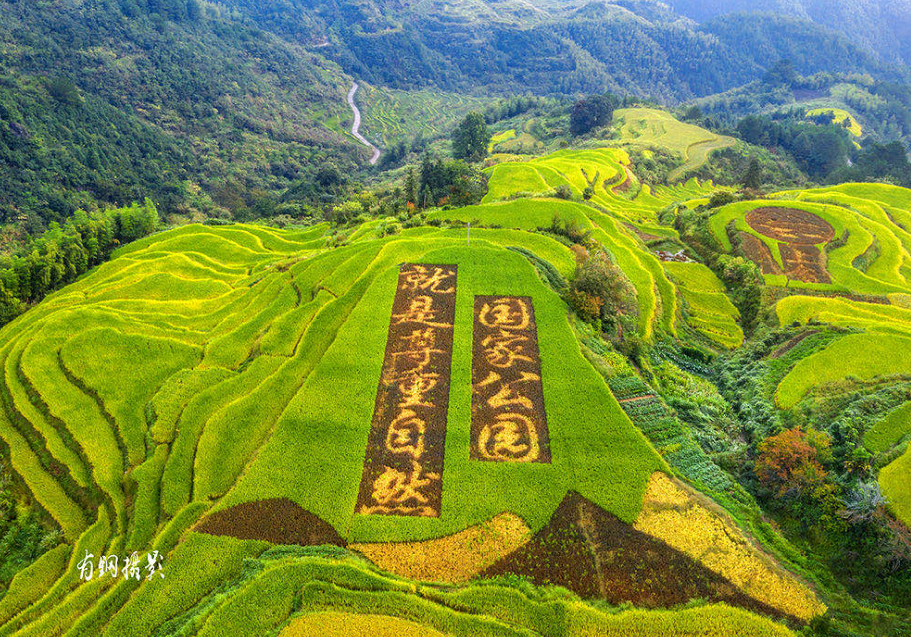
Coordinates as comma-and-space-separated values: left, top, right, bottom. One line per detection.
880, 447, 911, 527
776, 333, 911, 409
613, 108, 736, 182
663, 261, 744, 348
0, 223, 692, 634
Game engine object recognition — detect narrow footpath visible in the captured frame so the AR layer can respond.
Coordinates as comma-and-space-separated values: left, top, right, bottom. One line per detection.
347, 82, 381, 165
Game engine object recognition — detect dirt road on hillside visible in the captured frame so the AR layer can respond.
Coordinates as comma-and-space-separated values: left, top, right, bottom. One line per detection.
347, 82, 381, 165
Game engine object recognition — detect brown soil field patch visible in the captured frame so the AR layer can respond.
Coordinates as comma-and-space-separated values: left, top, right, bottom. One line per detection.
771, 331, 819, 359
780, 243, 831, 284
612, 167, 634, 194
634, 473, 826, 622
619, 394, 657, 403
739, 232, 781, 276
624, 223, 660, 243
479, 491, 791, 621
350, 513, 530, 583
471, 296, 550, 464
356, 264, 457, 518
746, 207, 835, 245
195, 498, 345, 546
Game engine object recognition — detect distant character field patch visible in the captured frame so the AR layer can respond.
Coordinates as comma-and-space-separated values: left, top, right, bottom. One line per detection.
356, 264, 457, 517
471, 296, 550, 464
746, 207, 835, 245
746, 207, 835, 283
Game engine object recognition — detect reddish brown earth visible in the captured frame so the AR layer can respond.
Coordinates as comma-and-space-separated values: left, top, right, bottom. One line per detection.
740, 208, 835, 283
740, 232, 781, 276
196, 498, 345, 546
780, 243, 831, 284
479, 492, 795, 622
612, 170, 633, 194
624, 223, 660, 243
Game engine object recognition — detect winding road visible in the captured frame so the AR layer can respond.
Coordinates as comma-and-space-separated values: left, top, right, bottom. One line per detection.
347, 83, 381, 166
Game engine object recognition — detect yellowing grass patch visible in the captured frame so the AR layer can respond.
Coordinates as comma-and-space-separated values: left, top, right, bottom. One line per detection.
279, 612, 446, 637
806, 108, 862, 137
351, 513, 530, 583
634, 473, 826, 622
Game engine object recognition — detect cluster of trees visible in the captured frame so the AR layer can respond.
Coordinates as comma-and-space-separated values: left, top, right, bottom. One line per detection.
0, 201, 159, 325
715, 334, 911, 611
735, 112, 911, 186
565, 247, 637, 335
0, 0, 360, 243
698, 69, 911, 158
570, 93, 619, 137
833, 141, 911, 185
735, 114, 852, 179
402, 154, 487, 210
0, 71, 191, 227
118, 0, 203, 22
243, 0, 901, 101
451, 113, 490, 163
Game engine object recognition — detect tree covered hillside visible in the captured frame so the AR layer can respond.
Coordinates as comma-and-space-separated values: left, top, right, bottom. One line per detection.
218, 0, 902, 98
0, 0, 363, 228
665, 0, 911, 66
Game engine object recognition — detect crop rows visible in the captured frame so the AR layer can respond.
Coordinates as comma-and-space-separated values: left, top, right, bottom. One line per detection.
0, 221, 703, 633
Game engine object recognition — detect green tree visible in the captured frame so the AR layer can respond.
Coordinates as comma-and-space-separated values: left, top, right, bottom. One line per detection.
451, 112, 490, 162
570, 93, 618, 136
743, 158, 762, 189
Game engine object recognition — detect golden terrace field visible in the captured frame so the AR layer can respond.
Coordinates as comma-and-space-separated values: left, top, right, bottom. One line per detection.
11, 107, 911, 634
0, 217, 823, 635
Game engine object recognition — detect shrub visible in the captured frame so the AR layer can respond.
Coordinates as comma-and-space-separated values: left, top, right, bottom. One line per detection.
554, 184, 573, 200
569, 250, 636, 330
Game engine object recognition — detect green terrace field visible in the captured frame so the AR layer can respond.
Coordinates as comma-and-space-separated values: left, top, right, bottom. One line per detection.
0, 221, 826, 635
805, 107, 863, 138
706, 185, 911, 397
436, 147, 731, 343
703, 183, 911, 527
356, 86, 491, 147
662, 262, 744, 349
612, 108, 736, 182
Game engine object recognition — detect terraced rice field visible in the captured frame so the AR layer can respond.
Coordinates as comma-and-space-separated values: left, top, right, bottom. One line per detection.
436, 147, 730, 342
710, 184, 911, 295
806, 107, 863, 137
707, 184, 911, 521
357, 85, 490, 146
613, 108, 736, 182
0, 220, 823, 634
663, 262, 744, 349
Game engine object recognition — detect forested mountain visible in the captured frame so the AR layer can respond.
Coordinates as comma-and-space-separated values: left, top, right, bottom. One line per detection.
221, 0, 904, 98
665, 0, 911, 66
0, 0, 362, 228
0, 0, 909, 241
